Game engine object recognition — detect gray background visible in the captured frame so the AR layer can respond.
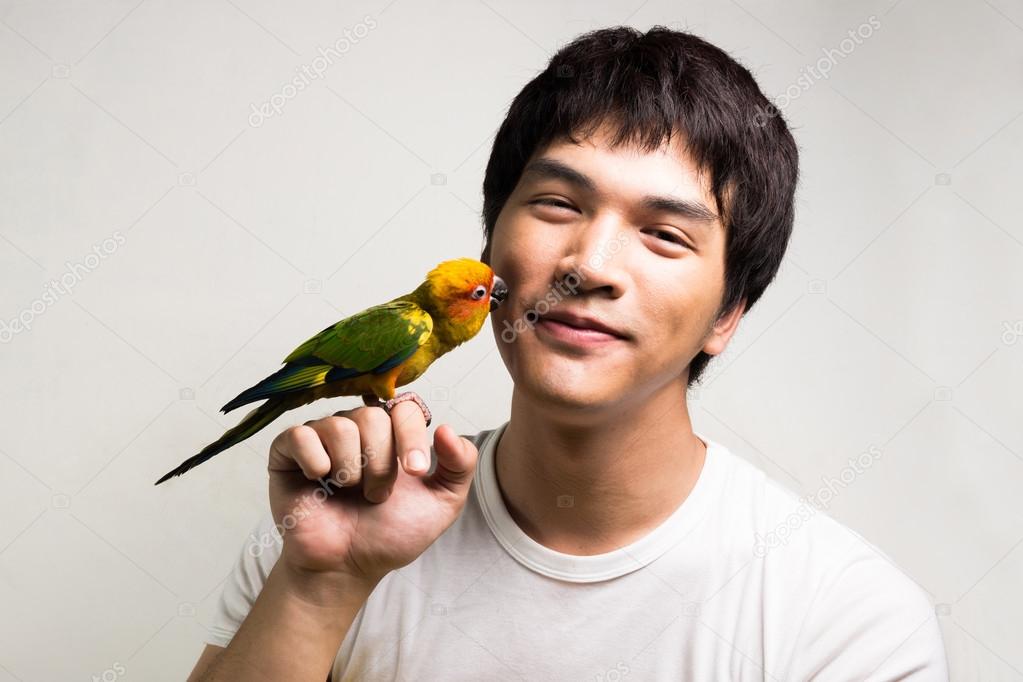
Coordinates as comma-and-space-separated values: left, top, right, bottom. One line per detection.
1, 0, 1021, 679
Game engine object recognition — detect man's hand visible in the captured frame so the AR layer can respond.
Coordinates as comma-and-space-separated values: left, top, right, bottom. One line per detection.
267, 400, 480, 592
190, 401, 477, 681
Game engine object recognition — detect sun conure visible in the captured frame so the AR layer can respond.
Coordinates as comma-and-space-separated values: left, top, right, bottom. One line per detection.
155, 258, 508, 485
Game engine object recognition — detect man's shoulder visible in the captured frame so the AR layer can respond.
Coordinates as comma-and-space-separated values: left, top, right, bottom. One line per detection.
732, 446, 931, 604
715, 448, 948, 679
708, 441, 898, 569
777, 508, 948, 679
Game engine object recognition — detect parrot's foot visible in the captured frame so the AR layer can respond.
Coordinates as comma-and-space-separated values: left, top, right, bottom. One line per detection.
382, 391, 432, 427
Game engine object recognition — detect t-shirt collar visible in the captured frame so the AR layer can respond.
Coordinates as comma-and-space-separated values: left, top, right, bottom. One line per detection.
473, 419, 724, 583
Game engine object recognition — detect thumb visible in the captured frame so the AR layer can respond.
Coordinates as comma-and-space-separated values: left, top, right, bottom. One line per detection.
429, 423, 479, 494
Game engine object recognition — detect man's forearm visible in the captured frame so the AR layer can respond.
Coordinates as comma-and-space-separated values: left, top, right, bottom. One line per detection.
199, 563, 377, 681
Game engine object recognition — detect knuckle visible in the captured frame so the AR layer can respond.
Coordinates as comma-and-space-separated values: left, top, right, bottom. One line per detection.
284, 424, 313, 450
324, 415, 357, 440
362, 444, 392, 472
357, 446, 376, 470
309, 459, 331, 479
360, 405, 393, 431
392, 400, 426, 427
331, 462, 359, 486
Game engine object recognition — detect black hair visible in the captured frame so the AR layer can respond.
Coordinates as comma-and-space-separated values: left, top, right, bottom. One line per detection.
480, 25, 799, 386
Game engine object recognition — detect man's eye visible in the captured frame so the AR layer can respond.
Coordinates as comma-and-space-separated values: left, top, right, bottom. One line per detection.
645, 228, 691, 249
530, 198, 576, 211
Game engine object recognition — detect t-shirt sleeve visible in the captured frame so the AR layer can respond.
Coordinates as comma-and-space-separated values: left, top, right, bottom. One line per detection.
203, 512, 282, 648
786, 540, 949, 681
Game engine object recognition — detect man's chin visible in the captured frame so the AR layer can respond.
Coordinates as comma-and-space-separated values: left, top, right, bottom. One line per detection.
519, 369, 625, 412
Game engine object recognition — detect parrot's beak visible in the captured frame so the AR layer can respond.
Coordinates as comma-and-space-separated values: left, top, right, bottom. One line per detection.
490, 275, 509, 311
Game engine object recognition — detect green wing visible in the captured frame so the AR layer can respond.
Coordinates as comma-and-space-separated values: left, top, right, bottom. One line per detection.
284, 300, 433, 369
220, 300, 433, 413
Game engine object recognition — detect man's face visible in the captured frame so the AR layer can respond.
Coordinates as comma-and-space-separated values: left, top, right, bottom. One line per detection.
488, 122, 744, 415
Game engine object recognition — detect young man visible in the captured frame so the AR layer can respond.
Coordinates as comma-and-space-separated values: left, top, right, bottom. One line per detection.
189, 26, 949, 680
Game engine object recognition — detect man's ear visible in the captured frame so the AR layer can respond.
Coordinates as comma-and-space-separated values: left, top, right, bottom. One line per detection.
701, 298, 746, 358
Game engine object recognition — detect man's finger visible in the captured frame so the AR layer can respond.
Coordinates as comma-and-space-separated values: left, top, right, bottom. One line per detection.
307, 416, 362, 487
390, 400, 432, 476
269, 425, 331, 480
429, 423, 479, 494
348, 406, 397, 502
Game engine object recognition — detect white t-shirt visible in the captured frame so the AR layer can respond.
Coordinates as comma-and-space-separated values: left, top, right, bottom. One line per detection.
205, 421, 949, 681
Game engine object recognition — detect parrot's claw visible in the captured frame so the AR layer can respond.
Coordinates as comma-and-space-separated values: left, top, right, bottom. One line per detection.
382, 391, 432, 427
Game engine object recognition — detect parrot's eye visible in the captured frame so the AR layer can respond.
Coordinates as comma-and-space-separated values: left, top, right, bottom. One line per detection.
471, 285, 487, 300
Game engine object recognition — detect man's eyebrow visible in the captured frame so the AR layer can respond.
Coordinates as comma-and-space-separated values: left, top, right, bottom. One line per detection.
640, 195, 719, 225
522, 157, 599, 192
522, 157, 719, 225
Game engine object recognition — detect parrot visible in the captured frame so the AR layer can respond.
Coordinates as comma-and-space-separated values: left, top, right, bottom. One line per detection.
154, 257, 508, 485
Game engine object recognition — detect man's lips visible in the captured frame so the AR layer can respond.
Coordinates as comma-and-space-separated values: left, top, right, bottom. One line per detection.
537, 309, 629, 339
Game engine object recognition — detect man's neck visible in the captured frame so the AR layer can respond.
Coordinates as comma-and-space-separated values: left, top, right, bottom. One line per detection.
494, 382, 707, 556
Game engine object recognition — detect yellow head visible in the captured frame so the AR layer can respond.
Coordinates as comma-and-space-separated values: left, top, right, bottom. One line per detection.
414, 258, 508, 345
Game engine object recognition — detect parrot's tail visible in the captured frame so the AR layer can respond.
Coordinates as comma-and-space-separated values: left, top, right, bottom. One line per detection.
154, 398, 289, 485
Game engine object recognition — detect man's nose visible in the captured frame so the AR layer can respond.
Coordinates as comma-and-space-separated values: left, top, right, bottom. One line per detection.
555, 214, 630, 296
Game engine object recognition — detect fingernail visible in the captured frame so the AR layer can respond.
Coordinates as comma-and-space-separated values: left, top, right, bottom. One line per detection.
407, 449, 427, 472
